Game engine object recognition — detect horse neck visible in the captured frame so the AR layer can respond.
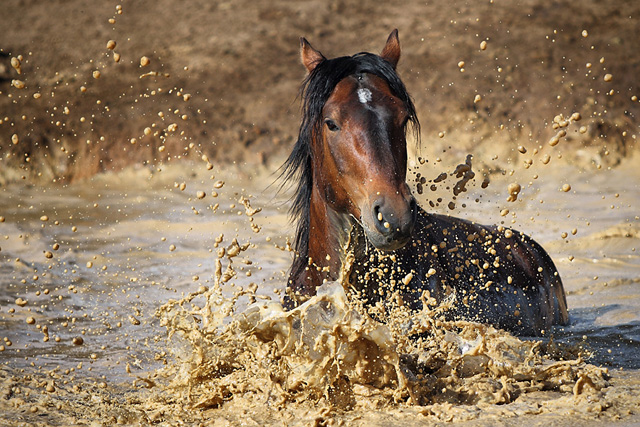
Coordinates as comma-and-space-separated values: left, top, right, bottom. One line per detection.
291, 183, 362, 294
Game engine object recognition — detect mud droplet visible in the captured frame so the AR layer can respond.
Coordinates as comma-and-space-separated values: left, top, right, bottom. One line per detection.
106, 40, 116, 50
603, 73, 612, 82
72, 336, 84, 345
140, 56, 150, 67
581, 30, 588, 37
196, 191, 206, 199
11, 134, 19, 145
12, 80, 25, 89
507, 183, 521, 202
480, 40, 487, 50
93, 70, 101, 79
11, 57, 22, 74
474, 94, 482, 103
517, 145, 526, 154
562, 184, 571, 192
402, 273, 414, 286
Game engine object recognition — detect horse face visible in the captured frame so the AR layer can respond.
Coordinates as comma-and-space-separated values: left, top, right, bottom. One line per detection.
315, 74, 417, 250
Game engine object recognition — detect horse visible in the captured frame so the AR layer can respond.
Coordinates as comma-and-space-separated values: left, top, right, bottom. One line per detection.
280, 29, 568, 337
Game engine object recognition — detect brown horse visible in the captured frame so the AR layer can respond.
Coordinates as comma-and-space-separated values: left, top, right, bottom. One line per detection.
281, 30, 568, 336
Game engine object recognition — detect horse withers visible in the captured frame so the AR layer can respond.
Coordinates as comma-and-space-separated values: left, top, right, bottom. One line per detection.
280, 30, 568, 336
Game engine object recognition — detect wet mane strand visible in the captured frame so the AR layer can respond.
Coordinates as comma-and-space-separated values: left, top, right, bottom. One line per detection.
280, 52, 420, 281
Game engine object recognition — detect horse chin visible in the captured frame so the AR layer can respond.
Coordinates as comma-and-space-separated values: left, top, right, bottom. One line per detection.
364, 228, 412, 252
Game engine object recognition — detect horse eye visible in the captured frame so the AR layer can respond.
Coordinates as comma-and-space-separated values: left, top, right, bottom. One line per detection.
324, 119, 340, 132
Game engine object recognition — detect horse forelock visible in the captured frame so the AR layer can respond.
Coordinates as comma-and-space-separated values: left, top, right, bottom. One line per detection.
279, 51, 420, 275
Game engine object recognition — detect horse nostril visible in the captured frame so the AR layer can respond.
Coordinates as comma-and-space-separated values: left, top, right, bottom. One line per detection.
374, 204, 382, 221
372, 199, 392, 233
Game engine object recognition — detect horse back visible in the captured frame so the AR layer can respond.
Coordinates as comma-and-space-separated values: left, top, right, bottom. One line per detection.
392, 209, 569, 336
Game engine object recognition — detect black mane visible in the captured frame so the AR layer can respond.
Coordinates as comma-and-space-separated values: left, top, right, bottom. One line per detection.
280, 52, 420, 282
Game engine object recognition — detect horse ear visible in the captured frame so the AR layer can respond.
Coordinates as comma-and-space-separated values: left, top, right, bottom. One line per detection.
380, 29, 401, 69
300, 38, 325, 73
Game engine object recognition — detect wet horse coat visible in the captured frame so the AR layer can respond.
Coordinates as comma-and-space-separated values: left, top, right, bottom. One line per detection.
281, 30, 568, 336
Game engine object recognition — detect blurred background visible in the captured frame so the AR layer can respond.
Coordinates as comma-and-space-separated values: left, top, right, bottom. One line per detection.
1, 0, 638, 182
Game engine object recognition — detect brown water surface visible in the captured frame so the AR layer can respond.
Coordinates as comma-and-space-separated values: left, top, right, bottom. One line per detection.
1, 155, 638, 425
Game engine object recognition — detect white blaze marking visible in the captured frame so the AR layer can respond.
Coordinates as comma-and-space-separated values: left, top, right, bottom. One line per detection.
357, 88, 372, 104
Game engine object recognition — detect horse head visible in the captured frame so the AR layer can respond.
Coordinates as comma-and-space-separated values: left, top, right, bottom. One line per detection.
300, 30, 418, 251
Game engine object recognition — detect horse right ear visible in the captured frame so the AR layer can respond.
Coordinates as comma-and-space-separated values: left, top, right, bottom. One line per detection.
380, 29, 401, 69
300, 38, 325, 73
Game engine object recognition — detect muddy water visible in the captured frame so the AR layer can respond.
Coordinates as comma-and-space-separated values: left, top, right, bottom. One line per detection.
412, 154, 640, 369
1, 156, 639, 426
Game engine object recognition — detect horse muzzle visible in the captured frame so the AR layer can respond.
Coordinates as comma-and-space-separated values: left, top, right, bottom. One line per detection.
362, 193, 417, 251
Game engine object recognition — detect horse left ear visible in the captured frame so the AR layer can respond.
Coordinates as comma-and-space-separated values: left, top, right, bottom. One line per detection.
380, 29, 401, 69
300, 37, 326, 73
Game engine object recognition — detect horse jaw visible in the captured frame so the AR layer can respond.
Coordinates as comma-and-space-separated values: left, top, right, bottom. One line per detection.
361, 221, 413, 251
